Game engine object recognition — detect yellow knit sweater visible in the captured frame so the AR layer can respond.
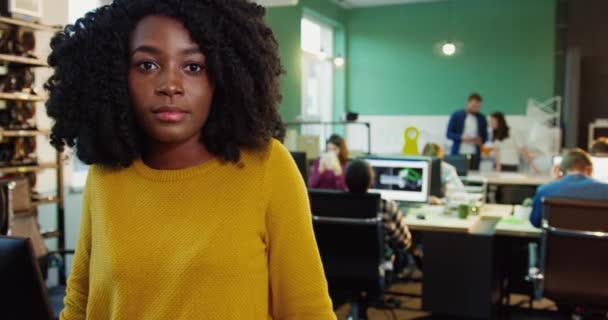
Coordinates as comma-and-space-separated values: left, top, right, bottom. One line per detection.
61, 140, 335, 320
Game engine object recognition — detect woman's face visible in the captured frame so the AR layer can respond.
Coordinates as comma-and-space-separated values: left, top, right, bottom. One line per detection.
128, 15, 214, 145
326, 142, 340, 155
490, 116, 498, 129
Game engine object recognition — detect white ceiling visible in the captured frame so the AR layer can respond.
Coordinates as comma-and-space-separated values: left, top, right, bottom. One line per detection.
335, 0, 443, 8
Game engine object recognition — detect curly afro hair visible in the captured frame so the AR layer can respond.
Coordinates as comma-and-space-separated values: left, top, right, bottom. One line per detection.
45, 0, 285, 167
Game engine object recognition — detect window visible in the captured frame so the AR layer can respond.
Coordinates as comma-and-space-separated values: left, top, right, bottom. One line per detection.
301, 17, 334, 147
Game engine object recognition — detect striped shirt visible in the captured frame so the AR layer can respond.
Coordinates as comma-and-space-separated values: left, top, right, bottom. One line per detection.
380, 199, 412, 251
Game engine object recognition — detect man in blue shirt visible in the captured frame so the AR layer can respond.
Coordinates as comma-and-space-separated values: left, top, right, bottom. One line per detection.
530, 148, 608, 228
446, 93, 488, 170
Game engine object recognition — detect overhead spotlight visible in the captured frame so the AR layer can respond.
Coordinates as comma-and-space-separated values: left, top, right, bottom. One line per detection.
333, 55, 345, 67
442, 41, 456, 56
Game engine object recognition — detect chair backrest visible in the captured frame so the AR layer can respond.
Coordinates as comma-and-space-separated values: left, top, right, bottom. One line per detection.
444, 154, 470, 177
308, 189, 384, 300
309, 189, 380, 219
541, 197, 608, 308
289, 151, 308, 186
0, 236, 53, 320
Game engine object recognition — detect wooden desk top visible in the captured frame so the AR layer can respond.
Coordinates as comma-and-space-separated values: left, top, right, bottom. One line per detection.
468, 171, 553, 186
495, 219, 542, 238
403, 204, 541, 238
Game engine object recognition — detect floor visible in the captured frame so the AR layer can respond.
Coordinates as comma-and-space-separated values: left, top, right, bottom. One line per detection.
334, 277, 568, 320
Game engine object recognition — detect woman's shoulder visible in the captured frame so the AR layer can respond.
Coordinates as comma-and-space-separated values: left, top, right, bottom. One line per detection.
240, 138, 292, 166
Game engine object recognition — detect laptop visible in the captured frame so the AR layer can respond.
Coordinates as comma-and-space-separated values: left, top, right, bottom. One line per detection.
0, 236, 54, 320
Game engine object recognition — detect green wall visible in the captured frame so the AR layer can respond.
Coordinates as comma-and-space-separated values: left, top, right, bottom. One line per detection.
265, 0, 347, 123
347, 0, 556, 115
265, 6, 302, 122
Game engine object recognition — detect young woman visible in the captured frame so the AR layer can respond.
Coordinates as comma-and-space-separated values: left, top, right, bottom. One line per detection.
489, 112, 522, 172
46, 1, 335, 319
308, 134, 349, 190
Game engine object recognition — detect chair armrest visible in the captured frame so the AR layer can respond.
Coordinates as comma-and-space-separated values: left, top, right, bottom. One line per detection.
312, 215, 381, 225
544, 226, 608, 240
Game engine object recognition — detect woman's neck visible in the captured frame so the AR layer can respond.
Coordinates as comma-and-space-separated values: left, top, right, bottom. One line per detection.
142, 134, 213, 170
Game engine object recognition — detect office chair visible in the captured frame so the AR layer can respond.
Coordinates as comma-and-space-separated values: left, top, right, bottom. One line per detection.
309, 189, 384, 320
443, 154, 471, 177
289, 151, 308, 186
528, 197, 608, 317
0, 181, 14, 236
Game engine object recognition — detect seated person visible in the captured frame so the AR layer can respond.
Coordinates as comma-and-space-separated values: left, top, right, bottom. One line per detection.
530, 148, 608, 228
422, 143, 465, 192
590, 137, 608, 156
345, 159, 412, 258
309, 134, 349, 190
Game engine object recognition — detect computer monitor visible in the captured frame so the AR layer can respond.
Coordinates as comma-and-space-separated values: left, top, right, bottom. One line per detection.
0, 236, 53, 320
289, 151, 308, 185
552, 155, 608, 183
429, 157, 444, 198
443, 154, 470, 177
365, 157, 431, 203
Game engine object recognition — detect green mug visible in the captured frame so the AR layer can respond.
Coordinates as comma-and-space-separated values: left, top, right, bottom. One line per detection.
458, 204, 470, 219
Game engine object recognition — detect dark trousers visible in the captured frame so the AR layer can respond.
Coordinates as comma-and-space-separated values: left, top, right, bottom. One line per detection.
470, 153, 481, 171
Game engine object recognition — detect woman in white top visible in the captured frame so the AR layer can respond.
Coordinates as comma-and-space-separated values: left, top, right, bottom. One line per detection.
489, 112, 522, 172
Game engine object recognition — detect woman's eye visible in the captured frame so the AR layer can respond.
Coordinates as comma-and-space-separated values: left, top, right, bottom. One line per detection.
137, 61, 158, 71
185, 63, 204, 73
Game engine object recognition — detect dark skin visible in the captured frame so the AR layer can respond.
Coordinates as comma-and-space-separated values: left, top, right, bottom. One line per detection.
128, 15, 214, 170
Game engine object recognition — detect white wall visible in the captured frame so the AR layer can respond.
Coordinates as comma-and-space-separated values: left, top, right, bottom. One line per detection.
344, 114, 529, 155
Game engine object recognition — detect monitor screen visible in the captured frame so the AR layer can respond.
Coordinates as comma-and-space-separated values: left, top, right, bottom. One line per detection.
552, 155, 608, 183
365, 158, 430, 203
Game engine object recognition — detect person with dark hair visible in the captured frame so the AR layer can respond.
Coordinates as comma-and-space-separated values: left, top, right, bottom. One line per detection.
309, 134, 349, 190
488, 112, 540, 173
489, 112, 520, 172
446, 93, 488, 170
47, 1, 334, 318
590, 137, 608, 156
345, 160, 412, 259
529, 148, 608, 228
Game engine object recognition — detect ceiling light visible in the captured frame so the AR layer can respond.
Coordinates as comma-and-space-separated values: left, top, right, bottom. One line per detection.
442, 42, 456, 56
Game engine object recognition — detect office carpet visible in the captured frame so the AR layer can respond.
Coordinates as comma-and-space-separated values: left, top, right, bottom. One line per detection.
334, 281, 570, 320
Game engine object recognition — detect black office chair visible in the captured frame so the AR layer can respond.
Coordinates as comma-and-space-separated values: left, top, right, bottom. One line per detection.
309, 189, 384, 320
443, 154, 471, 177
289, 151, 308, 186
528, 197, 608, 317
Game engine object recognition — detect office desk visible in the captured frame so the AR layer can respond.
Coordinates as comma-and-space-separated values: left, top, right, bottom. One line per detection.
468, 171, 553, 204
468, 171, 552, 186
404, 204, 514, 234
403, 204, 540, 318
495, 219, 542, 238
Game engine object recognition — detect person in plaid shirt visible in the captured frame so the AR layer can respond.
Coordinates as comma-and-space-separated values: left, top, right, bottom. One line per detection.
344, 160, 412, 253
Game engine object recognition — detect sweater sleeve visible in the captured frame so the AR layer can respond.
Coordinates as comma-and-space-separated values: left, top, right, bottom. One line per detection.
60, 168, 95, 320
266, 141, 336, 320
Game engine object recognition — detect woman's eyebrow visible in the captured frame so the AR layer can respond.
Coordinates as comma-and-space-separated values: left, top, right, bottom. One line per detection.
131, 45, 161, 56
131, 45, 203, 57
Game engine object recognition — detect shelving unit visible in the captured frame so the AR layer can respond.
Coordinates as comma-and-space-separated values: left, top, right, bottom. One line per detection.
0, 17, 67, 284
0, 53, 48, 66
0, 92, 47, 101
0, 16, 61, 32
